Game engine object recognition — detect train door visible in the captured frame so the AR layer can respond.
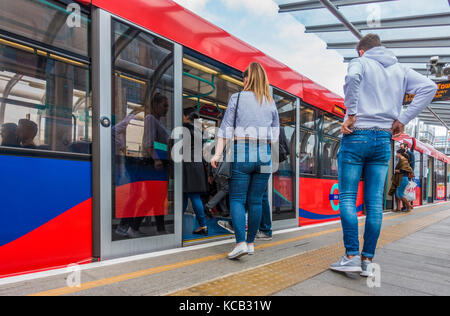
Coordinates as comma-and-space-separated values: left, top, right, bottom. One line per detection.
180, 51, 243, 244
428, 156, 434, 203
92, 9, 183, 260
412, 151, 422, 207
422, 154, 428, 205
271, 89, 299, 230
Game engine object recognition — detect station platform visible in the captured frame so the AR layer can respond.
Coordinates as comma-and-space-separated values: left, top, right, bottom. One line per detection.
1, 202, 449, 296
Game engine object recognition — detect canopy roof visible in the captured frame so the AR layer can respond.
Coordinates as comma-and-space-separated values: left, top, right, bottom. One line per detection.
277, 0, 450, 129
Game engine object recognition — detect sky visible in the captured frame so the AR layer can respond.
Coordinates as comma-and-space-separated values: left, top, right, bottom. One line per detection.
173, 0, 348, 96
173, 0, 449, 136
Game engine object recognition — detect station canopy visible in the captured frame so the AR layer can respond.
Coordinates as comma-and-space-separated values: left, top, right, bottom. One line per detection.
276, 0, 450, 129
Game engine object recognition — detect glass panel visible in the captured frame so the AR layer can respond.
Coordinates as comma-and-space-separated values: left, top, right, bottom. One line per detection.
111, 19, 174, 241
300, 105, 317, 129
321, 136, 339, 177
0, 0, 89, 57
181, 55, 242, 241
323, 115, 342, 137
299, 129, 316, 175
436, 160, 446, 200
272, 91, 297, 221
447, 163, 450, 200
0, 41, 91, 152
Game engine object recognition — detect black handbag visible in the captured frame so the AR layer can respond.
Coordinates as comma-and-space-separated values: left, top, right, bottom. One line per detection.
215, 92, 241, 179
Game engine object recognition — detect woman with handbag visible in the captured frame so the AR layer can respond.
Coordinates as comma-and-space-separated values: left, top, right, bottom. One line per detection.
393, 149, 414, 213
211, 62, 280, 259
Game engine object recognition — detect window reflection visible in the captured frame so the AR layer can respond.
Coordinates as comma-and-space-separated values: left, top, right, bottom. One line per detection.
323, 115, 342, 138
300, 105, 317, 129
321, 136, 339, 177
0, 0, 89, 57
0, 42, 91, 153
111, 19, 174, 241
272, 91, 297, 221
299, 129, 316, 175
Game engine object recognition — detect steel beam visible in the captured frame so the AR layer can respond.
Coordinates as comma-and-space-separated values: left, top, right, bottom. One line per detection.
305, 12, 450, 33
317, 0, 363, 39
279, 0, 395, 12
425, 107, 450, 130
345, 55, 450, 64
328, 37, 450, 49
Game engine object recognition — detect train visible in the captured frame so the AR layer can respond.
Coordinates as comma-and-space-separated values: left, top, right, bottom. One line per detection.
0, 0, 448, 279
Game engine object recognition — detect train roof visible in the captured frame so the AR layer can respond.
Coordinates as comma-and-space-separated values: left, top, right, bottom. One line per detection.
84, 0, 345, 117
395, 135, 450, 164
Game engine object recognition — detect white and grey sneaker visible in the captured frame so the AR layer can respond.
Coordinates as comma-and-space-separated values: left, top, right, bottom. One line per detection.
330, 256, 362, 273
360, 260, 375, 277
228, 243, 248, 260
247, 244, 255, 255
255, 231, 272, 241
218, 220, 234, 234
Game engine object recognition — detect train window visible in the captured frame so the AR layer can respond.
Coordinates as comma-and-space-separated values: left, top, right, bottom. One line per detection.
323, 115, 342, 137
0, 40, 91, 153
299, 129, 317, 175
182, 55, 242, 139
111, 19, 175, 240
321, 136, 339, 177
436, 160, 446, 200
272, 90, 297, 221
300, 105, 317, 130
0, 0, 89, 57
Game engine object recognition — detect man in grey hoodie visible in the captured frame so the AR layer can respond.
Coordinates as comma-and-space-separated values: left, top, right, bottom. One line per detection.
330, 34, 437, 277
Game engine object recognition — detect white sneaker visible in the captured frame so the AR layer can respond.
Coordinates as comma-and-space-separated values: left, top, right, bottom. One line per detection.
247, 244, 255, 255
126, 227, 142, 238
227, 243, 248, 260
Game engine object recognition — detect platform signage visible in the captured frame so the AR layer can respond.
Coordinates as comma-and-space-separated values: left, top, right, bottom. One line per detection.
404, 80, 450, 105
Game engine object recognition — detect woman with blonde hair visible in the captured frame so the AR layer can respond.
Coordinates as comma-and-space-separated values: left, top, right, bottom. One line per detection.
211, 62, 280, 259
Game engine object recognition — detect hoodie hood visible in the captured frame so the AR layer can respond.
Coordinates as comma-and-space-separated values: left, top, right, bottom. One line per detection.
363, 46, 398, 68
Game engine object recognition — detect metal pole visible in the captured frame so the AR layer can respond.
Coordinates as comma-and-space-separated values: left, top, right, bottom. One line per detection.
445, 129, 449, 155
317, 0, 363, 39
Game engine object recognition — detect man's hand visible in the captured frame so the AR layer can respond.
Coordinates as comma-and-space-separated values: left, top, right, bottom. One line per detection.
392, 120, 405, 138
341, 116, 356, 135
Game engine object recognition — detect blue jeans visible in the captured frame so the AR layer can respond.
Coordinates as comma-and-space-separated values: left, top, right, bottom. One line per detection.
259, 191, 272, 236
338, 130, 391, 259
229, 142, 272, 244
183, 193, 206, 228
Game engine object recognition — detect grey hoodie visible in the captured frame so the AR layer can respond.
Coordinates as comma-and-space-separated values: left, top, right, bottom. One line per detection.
344, 46, 438, 129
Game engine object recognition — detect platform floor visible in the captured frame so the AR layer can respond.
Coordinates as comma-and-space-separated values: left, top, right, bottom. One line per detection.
1, 202, 449, 296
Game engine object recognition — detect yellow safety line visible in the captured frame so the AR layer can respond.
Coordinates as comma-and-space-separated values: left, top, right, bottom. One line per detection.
28, 204, 443, 296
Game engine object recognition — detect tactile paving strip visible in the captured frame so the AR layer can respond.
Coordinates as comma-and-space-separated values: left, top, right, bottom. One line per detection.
169, 208, 450, 296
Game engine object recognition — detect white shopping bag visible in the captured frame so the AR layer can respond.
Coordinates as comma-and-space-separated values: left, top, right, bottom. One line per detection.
404, 181, 417, 202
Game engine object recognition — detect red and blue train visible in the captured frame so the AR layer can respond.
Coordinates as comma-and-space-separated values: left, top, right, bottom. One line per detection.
0, 0, 448, 279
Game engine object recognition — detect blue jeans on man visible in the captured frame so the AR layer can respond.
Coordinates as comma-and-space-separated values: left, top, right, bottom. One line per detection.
338, 130, 391, 259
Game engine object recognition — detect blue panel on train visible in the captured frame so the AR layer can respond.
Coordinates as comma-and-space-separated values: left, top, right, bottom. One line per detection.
0, 155, 92, 247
